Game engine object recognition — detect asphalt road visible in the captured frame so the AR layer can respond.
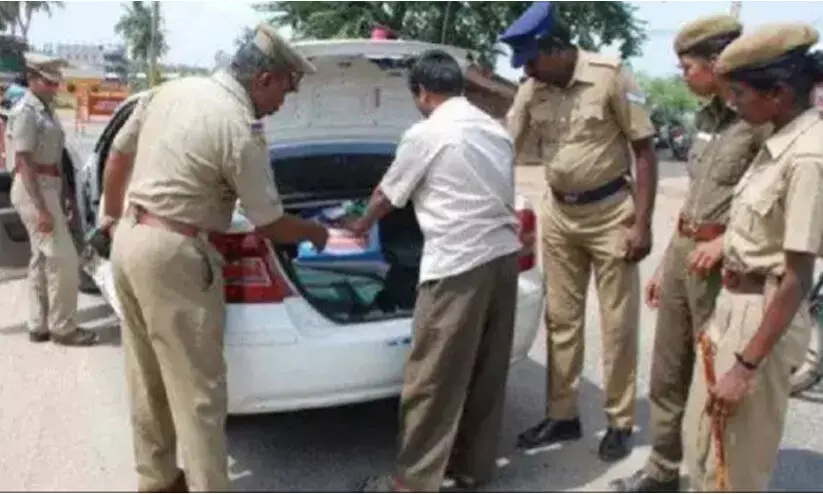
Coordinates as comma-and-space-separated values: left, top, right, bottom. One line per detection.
0, 116, 821, 491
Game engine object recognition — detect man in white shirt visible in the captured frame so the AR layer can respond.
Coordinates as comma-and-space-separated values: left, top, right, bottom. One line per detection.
351, 50, 522, 493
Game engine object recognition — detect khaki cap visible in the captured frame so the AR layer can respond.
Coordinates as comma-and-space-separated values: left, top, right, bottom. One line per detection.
674, 14, 742, 55
25, 53, 68, 83
716, 22, 820, 75
252, 22, 316, 74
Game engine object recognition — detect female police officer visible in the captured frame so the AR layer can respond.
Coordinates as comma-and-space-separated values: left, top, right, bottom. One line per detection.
682, 22, 823, 491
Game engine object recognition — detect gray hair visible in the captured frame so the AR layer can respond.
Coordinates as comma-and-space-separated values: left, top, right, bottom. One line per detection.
228, 42, 291, 90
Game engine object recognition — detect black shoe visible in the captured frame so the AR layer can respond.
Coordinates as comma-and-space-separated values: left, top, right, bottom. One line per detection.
609, 469, 679, 492
598, 427, 633, 462
29, 331, 50, 343
516, 417, 583, 450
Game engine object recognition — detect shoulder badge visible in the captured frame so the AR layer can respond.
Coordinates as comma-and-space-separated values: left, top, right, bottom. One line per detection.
625, 92, 647, 105
587, 52, 621, 70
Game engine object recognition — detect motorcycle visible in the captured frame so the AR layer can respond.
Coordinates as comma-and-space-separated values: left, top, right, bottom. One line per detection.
790, 271, 823, 396
668, 125, 691, 162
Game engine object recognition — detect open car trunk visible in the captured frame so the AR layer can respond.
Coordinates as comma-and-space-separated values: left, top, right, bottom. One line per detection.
271, 144, 423, 323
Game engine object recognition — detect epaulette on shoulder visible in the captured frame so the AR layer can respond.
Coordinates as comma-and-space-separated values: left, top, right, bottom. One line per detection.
587, 52, 622, 70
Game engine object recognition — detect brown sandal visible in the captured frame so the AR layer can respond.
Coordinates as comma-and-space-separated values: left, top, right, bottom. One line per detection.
50, 328, 99, 346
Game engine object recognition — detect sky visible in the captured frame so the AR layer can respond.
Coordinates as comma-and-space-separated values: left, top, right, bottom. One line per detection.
25, 0, 823, 81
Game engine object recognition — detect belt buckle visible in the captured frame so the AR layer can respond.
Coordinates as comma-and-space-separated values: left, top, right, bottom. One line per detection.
563, 193, 579, 204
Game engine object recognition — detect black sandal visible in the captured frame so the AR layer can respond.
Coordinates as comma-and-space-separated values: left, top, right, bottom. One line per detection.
51, 327, 99, 346
29, 330, 50, 343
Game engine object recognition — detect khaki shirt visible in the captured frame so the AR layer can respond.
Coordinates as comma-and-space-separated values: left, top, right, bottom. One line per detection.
724, 108, 823, 276
680, 97, 769, 225
9, 90, 65, 168
112, 70, 284, 232
507, 50, 655, 193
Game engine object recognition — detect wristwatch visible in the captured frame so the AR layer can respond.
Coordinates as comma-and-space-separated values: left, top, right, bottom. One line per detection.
734, 352, 759, 371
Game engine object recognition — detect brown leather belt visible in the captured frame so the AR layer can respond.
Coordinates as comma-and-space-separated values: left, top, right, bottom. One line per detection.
722, 269, 771, 294
133, 206, 203, 239
677, 216, 726, 242
34, 164, 61, 177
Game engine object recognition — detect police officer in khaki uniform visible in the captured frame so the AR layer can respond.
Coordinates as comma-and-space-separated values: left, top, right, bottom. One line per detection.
101, 24, 329, 492
501, 2, 658, 460
611, 15, 769, 492
682, 23, 823, 491
9, 55, 98, 346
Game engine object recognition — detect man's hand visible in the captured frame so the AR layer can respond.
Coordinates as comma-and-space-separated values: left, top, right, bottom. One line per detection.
706, 362, 757, 418
65, 199, 77, 222
624, 223, 652, 263
688, 237, 724, 278
36, 209, 53, 234
645, 263, 664, 309
98, 215, 118, 236
309, 222, 329, 252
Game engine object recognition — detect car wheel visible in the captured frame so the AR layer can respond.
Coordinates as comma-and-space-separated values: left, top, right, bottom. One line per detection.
78, 268, 100, 294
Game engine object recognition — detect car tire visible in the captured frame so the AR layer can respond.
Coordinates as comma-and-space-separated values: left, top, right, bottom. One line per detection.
78, 269, 100, 294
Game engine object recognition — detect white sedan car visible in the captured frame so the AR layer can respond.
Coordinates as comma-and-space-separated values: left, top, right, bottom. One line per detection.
78, 39, 545, 415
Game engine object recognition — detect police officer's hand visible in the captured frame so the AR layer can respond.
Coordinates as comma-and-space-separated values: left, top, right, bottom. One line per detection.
688, 237, 724, 278
65, 199, 80, 223
36, 209, 53, 234
624, 223, 652, 263
645, 264, 663, 309
707, 362, 757, 418
309, 223, 330, 252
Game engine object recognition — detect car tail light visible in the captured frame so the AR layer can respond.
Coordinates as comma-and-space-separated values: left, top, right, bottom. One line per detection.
517, 209, 536, 272
209, 232, 292, 304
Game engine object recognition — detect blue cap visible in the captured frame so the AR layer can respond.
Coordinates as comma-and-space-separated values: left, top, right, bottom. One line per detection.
499, 2, 555, 68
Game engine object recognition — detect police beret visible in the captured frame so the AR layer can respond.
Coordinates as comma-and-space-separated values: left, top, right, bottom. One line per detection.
252, 22, 316, 75
674, 14, 742, 55
24, 53, 68, 83
499, 2, 555, 68
715, 22, 820, 75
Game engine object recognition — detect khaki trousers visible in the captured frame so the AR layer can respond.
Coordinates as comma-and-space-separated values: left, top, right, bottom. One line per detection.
111, 216, 229, 492
541, 191, 640, 429
644, 234, 721, 480
395, 253, 519, 492
10, 176, 79, 335
683, 284, 811, 491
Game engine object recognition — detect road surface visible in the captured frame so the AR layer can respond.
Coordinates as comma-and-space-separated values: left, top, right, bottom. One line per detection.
0, 115, 821, 491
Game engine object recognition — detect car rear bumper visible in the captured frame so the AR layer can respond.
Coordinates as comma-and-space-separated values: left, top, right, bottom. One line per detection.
226, 268, 544, 415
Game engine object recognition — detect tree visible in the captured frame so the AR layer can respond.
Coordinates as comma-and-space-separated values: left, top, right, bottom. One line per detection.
636, 72, 700, 121
114, 1, 168, 81
0, 1, 64, 43
253, 1, 647, 68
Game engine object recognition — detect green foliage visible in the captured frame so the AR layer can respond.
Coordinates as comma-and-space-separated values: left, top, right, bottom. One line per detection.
253, 1, 647, 68
114, 1, 169, 75
636, 72, 701, 122
0, 2, 63, 42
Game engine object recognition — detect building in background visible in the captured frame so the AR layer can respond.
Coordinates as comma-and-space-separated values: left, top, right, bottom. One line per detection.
39, 42, 125, 68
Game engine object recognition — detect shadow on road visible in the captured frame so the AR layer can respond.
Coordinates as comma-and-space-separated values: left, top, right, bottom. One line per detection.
771, 448, 823, 491
226, 359, 651, 492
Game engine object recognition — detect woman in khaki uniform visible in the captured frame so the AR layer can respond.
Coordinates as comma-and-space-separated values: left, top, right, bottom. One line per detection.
682, 23, 823, 491
612, 14, 767, 492
9, 57, 97, 346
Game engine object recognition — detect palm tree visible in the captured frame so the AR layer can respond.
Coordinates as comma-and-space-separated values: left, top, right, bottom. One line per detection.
0, 1, 64, 43
114, 1, 168, 82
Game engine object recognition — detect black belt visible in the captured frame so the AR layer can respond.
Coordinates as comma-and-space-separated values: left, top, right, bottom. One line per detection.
551, 176, 627, 205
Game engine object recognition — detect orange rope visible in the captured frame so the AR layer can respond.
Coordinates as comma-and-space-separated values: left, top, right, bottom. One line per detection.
697, 331, 729, 491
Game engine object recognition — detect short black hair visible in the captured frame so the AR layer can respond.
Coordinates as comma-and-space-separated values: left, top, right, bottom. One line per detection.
729, 47, 823, 102
13, 74, 27, 87
407, 49, 464, 97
